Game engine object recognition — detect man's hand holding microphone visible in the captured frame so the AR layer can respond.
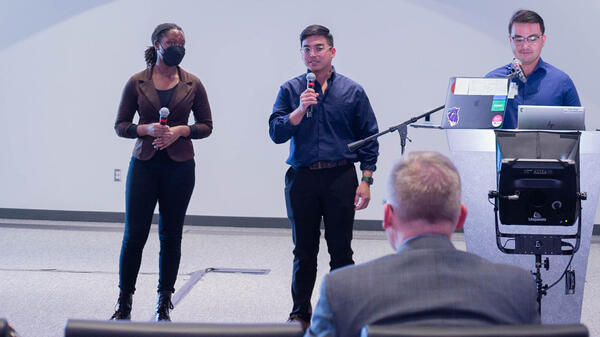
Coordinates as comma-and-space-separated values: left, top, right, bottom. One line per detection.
289, 72, 317, 126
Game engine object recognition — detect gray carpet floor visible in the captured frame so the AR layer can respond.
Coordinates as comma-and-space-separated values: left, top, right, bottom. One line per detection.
0, 219, 598, 337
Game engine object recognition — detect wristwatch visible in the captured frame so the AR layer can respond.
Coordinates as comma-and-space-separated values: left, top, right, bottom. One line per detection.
361, 176, 374, 185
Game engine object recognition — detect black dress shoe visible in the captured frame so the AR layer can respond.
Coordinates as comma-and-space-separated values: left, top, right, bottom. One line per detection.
155, 291, 174, 322
109, 292, 132, 320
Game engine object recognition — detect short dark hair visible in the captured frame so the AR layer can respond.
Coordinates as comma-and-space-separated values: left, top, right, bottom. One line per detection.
299, 24, 334, 47
144, 23, 183, 68
508, 10, 545, 35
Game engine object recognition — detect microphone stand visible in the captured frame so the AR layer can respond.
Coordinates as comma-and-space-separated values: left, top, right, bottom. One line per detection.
348, 105, 445, 155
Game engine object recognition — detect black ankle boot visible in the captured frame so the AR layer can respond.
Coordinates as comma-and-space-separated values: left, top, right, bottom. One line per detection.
109, 292, 132, 320
155, 291, 174, 322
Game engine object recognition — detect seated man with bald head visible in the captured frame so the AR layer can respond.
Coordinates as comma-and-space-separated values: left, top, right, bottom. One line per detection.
306, 152, 539, 337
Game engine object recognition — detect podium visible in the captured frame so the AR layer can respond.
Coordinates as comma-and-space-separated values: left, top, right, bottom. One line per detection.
446, 129, 600, 324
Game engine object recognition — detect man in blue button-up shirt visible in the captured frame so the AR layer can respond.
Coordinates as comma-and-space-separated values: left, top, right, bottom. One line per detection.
269, 24, 379, 330
486, 9, 581, 129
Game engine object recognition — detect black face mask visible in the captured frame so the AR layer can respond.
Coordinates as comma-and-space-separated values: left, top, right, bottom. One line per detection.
161, 45, 185, 66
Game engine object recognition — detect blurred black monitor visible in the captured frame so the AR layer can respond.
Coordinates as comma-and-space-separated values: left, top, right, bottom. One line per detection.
498, 158, 578, 226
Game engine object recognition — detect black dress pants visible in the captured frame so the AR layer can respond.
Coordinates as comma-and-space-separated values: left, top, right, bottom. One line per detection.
118, 151, 195, 294
284, 164, 358, 321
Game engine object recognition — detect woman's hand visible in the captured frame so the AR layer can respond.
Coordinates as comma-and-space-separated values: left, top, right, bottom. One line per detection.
152, 126, 189, 150
138, 123, 169, 137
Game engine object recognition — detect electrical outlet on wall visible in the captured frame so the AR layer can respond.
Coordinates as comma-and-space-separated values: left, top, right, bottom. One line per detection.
114, 169, 121, 182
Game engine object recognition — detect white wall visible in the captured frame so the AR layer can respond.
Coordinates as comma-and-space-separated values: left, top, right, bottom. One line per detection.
1, 0, 599, 221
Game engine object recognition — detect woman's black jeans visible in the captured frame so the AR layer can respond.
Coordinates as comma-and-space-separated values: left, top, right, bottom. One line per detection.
118, 151, 195, 294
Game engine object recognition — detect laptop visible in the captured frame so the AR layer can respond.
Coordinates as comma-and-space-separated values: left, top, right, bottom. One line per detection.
517, 105, 585, 130
441, 77, 509, 129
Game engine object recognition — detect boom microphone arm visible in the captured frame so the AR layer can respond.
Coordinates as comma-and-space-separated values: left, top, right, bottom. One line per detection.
348, 105, 445, 153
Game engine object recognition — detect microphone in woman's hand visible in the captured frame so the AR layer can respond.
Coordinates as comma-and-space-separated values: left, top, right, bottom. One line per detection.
159, 107, 170, 125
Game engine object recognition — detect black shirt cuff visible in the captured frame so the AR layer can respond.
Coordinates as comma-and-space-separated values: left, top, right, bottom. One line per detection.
126, 124, 138, 138
189, 125, 198, 139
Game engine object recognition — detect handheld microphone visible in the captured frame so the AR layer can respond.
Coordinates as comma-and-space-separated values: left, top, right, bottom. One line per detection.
306, 72, 316, 118
510, 58, 527, 83
159, 107, 170, 125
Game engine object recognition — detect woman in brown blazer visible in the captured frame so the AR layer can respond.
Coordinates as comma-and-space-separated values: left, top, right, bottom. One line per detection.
111, 23, 212, 322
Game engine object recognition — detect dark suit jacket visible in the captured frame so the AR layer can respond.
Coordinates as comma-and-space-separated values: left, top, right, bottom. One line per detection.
308, 235, 540, 337
115, 66, 212, 162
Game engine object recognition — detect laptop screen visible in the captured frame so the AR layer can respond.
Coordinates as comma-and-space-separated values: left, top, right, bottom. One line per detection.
441, 77, 509, 129
517, 105, 585, 130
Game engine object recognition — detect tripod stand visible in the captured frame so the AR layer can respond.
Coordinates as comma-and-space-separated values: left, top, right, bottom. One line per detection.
489, 187, 582, 316
532, 254, 549, 316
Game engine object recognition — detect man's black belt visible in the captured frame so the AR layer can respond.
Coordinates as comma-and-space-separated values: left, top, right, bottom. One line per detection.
307, 160, 351, 170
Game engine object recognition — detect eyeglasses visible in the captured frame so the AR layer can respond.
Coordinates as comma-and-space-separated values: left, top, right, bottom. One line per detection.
511, 34, 542, 45
301, 45, 332, 56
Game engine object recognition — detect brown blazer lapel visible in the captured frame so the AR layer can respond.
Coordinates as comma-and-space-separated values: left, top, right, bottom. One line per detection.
169, 68, 193, 113
138, 68, 162, 112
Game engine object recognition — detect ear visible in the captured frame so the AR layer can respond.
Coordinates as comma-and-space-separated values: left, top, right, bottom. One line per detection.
383, 203, 394, 230
330, 47, 336, 58
540, 34, 547, 48
455, 204, 467, 230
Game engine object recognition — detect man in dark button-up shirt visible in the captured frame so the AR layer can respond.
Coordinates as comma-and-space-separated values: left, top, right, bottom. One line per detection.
269, 24, 379, 330
486, 9, 581, 129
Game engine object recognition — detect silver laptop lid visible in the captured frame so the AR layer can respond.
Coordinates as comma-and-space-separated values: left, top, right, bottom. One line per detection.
517, 105, 585, 130
441, 77, 509, 129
